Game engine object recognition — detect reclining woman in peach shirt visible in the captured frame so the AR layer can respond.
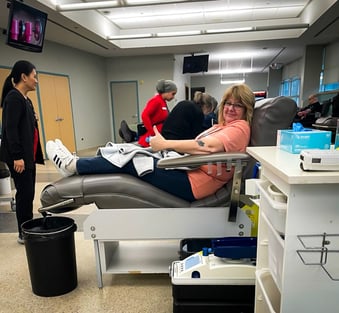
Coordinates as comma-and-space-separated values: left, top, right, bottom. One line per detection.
46, 83, 255, 202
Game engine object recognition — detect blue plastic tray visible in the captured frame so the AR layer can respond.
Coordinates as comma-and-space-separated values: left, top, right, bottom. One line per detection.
212, 237, 257, 259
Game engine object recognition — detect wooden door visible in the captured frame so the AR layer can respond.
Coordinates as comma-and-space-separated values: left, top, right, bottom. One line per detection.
110, 81, 139, 143
38, 73, 75, 153
0, 68, 10, 89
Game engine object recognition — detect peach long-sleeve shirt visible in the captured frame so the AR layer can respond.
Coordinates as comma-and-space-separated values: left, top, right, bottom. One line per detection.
187, 119, 250, 199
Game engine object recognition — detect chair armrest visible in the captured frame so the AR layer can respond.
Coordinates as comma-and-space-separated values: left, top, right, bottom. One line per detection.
157, 152, 250, 168
158, 152, 250, 223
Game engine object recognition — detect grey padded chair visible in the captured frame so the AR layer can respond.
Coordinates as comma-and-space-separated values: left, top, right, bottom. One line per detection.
40, 96, 297, 213
39, 96, 297, 287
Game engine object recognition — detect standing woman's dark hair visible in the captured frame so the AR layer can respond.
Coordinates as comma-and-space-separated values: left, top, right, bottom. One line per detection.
0, 60, 44, 244
1, 60, 36, 107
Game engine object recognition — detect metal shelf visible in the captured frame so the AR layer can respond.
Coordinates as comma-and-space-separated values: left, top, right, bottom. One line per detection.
297, 233, 339, 281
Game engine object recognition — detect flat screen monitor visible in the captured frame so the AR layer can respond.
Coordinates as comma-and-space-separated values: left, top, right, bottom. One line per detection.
183, 55, 209, 74
6, 0, 48, 53
254, 90, 267, 100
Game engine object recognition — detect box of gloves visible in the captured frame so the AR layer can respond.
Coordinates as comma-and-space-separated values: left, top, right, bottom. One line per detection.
277, 125, 331, 154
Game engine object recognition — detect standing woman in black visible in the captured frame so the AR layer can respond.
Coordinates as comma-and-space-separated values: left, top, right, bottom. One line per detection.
0, 60, 44, 244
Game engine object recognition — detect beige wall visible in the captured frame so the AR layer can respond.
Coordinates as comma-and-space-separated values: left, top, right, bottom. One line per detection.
0, 34, 110, 151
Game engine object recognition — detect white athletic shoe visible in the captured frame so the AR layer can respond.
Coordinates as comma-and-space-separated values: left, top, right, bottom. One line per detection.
46, 140, 76, 177
55, 139, 74, 157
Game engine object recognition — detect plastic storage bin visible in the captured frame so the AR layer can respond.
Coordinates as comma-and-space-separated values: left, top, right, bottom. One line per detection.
22, 216, 77, 297
212, 237, 257, 259
179, 237, 257, 260
258, 180, 287, 234
262, 213, 284, 291
256, 269, 281, 313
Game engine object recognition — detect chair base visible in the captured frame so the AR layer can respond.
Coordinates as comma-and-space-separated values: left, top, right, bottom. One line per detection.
83, 207, 252, 287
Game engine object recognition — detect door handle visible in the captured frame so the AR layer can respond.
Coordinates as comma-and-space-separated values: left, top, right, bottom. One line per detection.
55, 117, 64, 122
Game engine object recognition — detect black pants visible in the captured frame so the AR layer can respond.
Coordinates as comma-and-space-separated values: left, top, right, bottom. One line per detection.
77, 157, 195, 202
8, 164, 36, 236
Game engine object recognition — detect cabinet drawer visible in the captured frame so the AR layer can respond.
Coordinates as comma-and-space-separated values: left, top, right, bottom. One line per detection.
258, 180, 287, 234
256, 269, 281, 313
262, 213, 285, 291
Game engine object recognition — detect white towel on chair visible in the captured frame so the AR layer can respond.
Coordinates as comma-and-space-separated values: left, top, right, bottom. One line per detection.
132, 155, 154, 176
96, 142, 162, 176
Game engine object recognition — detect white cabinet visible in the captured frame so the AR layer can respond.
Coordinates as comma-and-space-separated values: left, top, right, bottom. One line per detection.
247, 146, 339, 313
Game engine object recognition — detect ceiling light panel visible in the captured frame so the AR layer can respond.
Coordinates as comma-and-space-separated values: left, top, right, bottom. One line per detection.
125, 0, 195, 4
111, 12, 204, 29
57, 1, 119, 11
101, 1, 306, 30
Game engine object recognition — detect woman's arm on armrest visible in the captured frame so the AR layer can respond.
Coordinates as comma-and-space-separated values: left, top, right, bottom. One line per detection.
157, 152, 250, 168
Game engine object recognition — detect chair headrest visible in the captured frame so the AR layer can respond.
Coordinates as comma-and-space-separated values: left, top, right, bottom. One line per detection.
251, 96, 297, 146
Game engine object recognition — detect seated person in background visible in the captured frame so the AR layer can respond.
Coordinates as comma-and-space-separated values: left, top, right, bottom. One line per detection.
161, 91, 218, 140
119, 120, 137, 143
138, 79, 177, 147
331, 93, 339, 117
46, 83, 255, 202
295, 94, 322, 127
202, 96, 218, 130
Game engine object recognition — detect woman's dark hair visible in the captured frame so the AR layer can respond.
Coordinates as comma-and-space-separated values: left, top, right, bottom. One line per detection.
1, 60, 36, 108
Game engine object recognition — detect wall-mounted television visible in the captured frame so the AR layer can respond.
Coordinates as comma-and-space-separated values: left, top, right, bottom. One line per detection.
6, 0, 48, 53
254, 90, 267, 101
183, 55, 209, 74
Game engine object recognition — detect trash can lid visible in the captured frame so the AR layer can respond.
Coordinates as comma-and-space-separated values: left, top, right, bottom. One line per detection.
22, 216, 76, 235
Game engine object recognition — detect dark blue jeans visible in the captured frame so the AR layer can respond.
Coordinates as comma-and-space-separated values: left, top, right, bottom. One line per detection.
76, 156, 195, 201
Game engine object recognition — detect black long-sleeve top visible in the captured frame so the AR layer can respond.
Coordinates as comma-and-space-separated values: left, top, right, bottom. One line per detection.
161, 100, 204, 140
0, 89, 44, 168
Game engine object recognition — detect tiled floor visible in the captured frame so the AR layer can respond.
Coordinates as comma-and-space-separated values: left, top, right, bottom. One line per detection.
0, 157, 173, 313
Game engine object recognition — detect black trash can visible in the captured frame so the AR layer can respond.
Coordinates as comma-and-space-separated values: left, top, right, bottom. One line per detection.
21, 216, 78, 297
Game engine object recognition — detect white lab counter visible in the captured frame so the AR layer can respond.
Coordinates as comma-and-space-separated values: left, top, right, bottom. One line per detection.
247, 146, 339, 313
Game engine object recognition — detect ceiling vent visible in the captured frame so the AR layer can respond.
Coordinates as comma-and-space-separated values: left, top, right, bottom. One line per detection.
270, 63, 283, 70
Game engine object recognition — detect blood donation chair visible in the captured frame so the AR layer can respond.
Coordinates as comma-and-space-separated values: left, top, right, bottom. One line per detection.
39, 96, 297, 287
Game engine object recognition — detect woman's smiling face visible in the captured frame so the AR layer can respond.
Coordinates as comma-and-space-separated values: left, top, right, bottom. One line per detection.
222, 96, 246, 124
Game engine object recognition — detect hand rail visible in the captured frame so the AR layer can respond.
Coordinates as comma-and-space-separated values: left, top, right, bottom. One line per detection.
38, 198, 75, 214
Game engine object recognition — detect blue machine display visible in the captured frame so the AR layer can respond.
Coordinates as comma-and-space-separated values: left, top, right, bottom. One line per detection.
171, 237, 257, 313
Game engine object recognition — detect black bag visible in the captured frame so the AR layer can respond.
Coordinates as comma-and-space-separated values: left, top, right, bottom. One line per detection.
137, 123, 147, 136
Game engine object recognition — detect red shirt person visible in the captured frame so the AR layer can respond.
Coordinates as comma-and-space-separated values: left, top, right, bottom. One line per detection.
138, 79, 177, 147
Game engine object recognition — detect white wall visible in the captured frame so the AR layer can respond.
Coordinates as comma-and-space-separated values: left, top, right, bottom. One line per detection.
105, 55, 176, 113
190, 73, 268, 104
282, 58, 303, 80
173, 55, 190, 109
0, 34, 110, 151
323, 39, 339, 84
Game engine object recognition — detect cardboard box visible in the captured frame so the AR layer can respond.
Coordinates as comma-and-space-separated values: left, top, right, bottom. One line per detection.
277, 129, 331, 154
